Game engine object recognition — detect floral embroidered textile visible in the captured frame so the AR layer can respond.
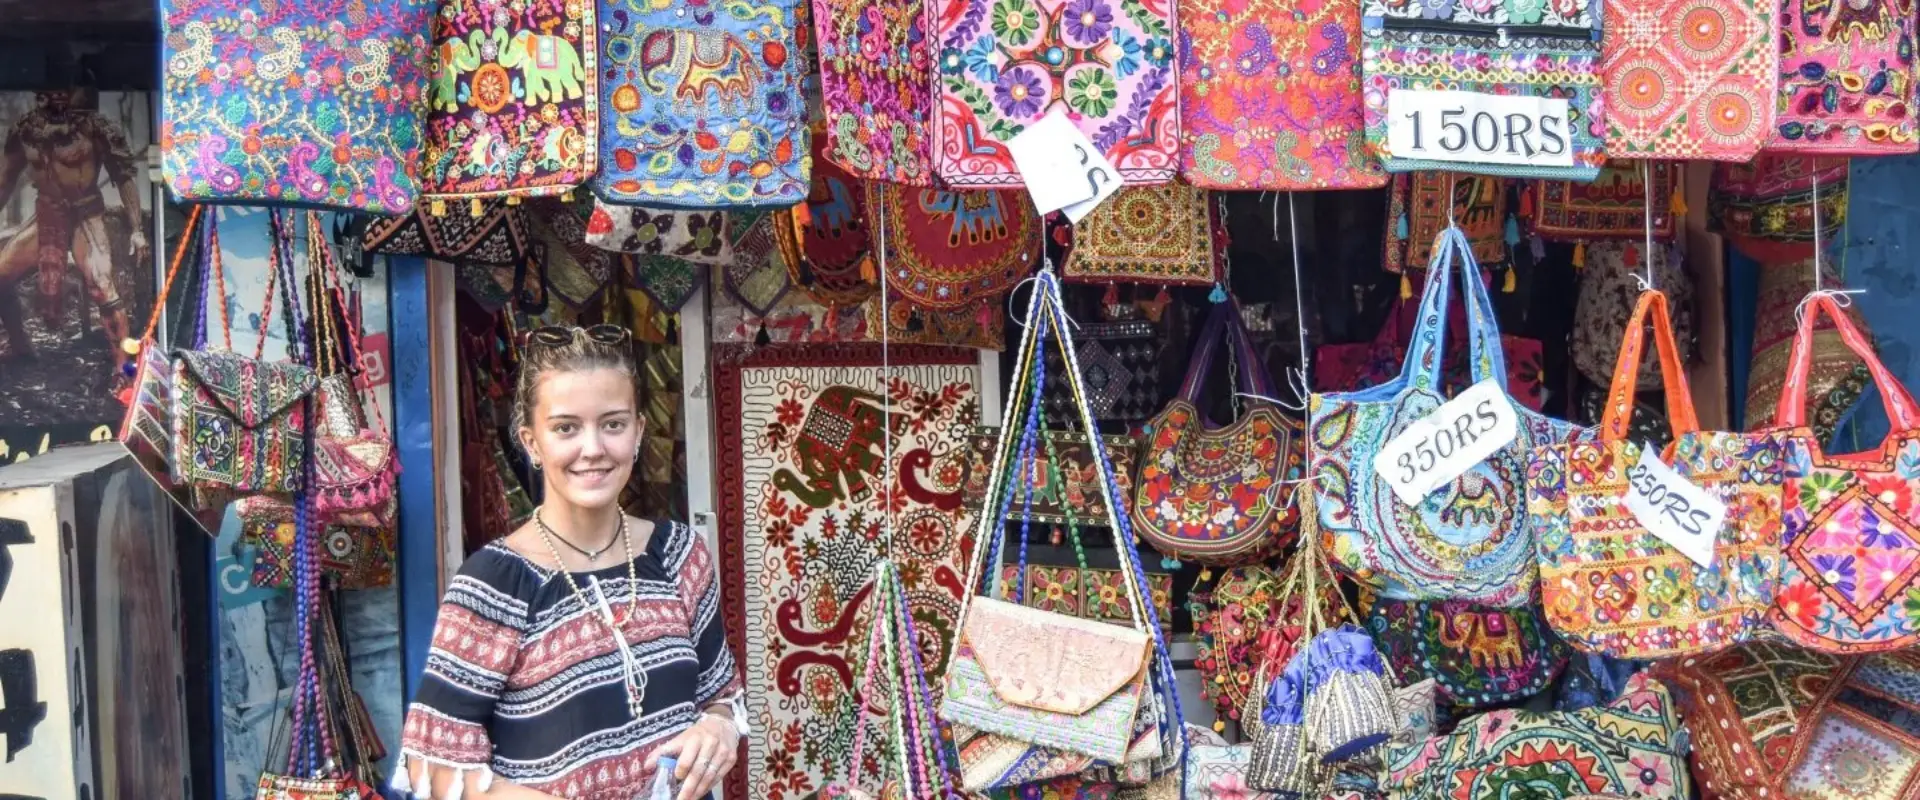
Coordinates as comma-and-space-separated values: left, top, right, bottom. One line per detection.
583, 201, 733, 265
420, 0, 596, 199
963, 428, 1137, 525
931, 0, 1180, 186
1176, 0, 1384, 189
1771, 0, 1920, 154
810, 0, 935, 183
1191, 561, 1347, 726
161, 0, 436, 213
1601, 0, 1776, 160
1062, 185, 1221, 286
591, 0, 810, 206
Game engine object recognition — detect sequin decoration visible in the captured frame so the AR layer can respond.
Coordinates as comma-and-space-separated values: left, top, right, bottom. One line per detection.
1601, 0, 1776, 160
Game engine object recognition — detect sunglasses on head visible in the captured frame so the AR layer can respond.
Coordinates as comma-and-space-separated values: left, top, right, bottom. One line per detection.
525, 324, 631, 348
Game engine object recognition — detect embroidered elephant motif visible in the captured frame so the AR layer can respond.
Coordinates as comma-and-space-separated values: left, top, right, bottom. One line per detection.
1436, 608, 1525, 671
637, 29, 762, 113
772, 387, 909, 508
499, 30, 586, 104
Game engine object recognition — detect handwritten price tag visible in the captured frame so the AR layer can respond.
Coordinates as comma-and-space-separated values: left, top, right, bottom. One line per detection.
1373, 379, 1517, 506
1623, 448, 1725, 568
1386, 89, 1575, 169
1005, 109, 1122, 223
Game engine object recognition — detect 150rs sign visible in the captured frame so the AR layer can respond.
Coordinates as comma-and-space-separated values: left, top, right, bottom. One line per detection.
1387, 89, 1574, 168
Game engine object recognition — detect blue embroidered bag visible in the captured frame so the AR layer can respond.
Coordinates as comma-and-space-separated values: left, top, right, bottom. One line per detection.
160, 0, 436, 213
1308, 226, 1589, 607
591, 0, 810, 208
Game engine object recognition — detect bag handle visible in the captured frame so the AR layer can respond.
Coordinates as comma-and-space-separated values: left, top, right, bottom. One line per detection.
1599, 290, 1699, 442
191, 213, 232, 351
1176, 298, 1279, 404
1776, 293, 1920, 432
139, 205, 205, 347
1401, 226, 1507, 394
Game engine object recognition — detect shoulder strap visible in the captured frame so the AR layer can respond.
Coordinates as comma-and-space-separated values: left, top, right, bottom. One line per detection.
1776, 294, 1920, 432
1175, 300, 1233, 401
1400, 226, 1506, 394
1600, 290, 1699, 442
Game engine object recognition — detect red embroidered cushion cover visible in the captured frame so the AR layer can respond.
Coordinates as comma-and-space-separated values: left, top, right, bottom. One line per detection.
1600, 0, 1776, 160
1650, 641, 1844, 800
1176, 0, 1384, 190
931, 0, 1179, 186
1770, 0, 1920, 154
810, 0, 935, 183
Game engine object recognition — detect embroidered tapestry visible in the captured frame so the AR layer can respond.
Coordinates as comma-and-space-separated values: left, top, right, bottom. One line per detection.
528, 198, 617, 307
421, 0, 596, 199
997, 564, 1174, 638
1649, 641, 1844, 800
161, 0, 436, 213
1384, 172, 1509, 273
592, 0, 810, 207
961, 427, 1137, 525
1772, 0, 1920, 154
715, 344, 980, 800
1781, 650, 1920, 800
810, 0, 934, 183
1367, 596, 1570, 711
1042, 319, 1165, 426
1710, 155, 1851, 263
778, 129, 878, 309
1177, 0, 1384, 190
1533, 160, 1678, 242
870, 181, 1038, 309
931, 0, 1180, 186
1062, 185, 1221, 286
1601, 0, 1775, 160
361, 200, 530, 264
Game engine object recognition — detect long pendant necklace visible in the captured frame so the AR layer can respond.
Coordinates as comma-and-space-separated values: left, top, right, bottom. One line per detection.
536, 508, 617, 562
537, 513, 648, 716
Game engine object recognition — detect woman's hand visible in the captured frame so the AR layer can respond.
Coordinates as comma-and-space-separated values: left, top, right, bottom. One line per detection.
646, 713, 739, 800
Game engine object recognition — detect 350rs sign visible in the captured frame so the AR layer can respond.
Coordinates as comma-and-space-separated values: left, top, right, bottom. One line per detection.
1373, 379, 1518, 506
1386, 89, 1574, 168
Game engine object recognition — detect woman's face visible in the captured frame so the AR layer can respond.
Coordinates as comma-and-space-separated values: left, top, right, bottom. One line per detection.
518, 368, 642, 511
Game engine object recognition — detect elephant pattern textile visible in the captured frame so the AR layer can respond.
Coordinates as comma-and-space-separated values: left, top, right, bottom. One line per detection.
1367, 596, 1570, 713
161, 0, 436, 213
715, 344, 981, 800
421, 0, 597, 199
592, 0, 810, 207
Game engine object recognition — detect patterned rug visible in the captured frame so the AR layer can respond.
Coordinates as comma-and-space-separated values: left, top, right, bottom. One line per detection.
717, 344, 981, 800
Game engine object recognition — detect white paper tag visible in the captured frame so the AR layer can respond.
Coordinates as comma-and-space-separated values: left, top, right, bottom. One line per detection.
1386, 89, 1576, 168
1005, 109, 1122, 222
1622, 448, 1725, 568
1373, 378, 1518, 506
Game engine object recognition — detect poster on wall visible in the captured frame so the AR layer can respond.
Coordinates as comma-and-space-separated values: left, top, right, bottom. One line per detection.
0, 90, 154, 461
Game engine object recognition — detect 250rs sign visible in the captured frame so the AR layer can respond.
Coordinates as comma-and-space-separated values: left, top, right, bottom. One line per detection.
1386, 89, 1574, 168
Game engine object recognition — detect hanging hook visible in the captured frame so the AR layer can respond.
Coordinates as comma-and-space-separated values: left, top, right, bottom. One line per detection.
1640, 160, 1657, 293
1286, 192, 1312, 409
1795, 171, 1865, 324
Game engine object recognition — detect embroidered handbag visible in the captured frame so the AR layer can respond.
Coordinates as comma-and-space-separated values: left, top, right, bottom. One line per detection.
1191, 560, 1347, 729
1360, 0, 1604, 180
1383, 172, 1510, 274
1063, 186, 1223, 286
1043, 319, 1166, 426
248, 517, 396, 590
809, 0, 934, 184
1571, 241, 1693, 390
1133, 299, 1305, 566
1366, 595, 1569, 711
1381, 673, 1689, 800
160, 0, 435, 213
308, 224, 398, 525
870, 182, 1039, 311
1743, 256, 1869, 439
1770, 0, 1920, 154
1778, 649, 1920, 800
929, 0, 1180, 187
1530, 289, 1785, 659
419, 0, 595, 200
1577, 385, 1674, 452
964, 427, 1139, 525
1709, 155, 1851, 263
777, 129, 877, 309
1310, 226, 1591, 607
999, 562, 1174, 638
590, 0, 809, 207
1531, 160, 1678, 242
1177, 0, 1385, 190
119, 206, 219, 530
362, 201, 530, 265
1768, 293, 1920, 654
1648, 641, 1843, 800
1316, 294, 1547, 411
583, 201, 732, 265
1600, 0, 1777, 160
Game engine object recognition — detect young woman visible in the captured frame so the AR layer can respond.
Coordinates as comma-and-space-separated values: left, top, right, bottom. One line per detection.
394, 325, 744, 800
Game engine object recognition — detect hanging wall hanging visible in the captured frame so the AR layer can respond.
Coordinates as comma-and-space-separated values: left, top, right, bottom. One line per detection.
1043, 319, 1165, 426
592, 0, 810, 207
809, 0, 935, 183
1600, 0, 1776, 160
1770, 0, 1920, 154
963, 428, 1138, 525
778, 127, 878, 309
362, 200, 532, 265
1530, 160, 1678, 242
1177, 0, 1384, 190
1383, 172, 1509, 274
160, 0, 435, 213
419, 0, 597, 200
1062, 185, 1223, 286
930, 0, 1180, 186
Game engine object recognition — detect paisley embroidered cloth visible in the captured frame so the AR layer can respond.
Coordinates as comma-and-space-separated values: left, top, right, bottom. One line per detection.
1649, 641, 1843, 800
1367, 596, 1569, 711
161, 0, 435, 213
1601, 0, 1776, 160
1176, 0, 1384, 189
1310, 227, 1590, 606
714, 344, 980, 800
1533, 160, 1677, 242
1771, 0, 1920, 154
931, 0, 1180, 186
1530, 290, 1785, 660
592, 0, 810, 207
1062, 185, 1221, 286
420, 0, 596, 199
870, 182, 1037, 310
810, 0, 935, 183
1770, 294, 1920, 654
1384, 172, 1509, 273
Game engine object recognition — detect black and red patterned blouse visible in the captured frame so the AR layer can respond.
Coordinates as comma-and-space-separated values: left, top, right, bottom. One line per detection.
394, 520, 742, 800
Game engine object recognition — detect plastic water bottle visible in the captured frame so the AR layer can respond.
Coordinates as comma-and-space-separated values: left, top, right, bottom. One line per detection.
650, 756, 679, 800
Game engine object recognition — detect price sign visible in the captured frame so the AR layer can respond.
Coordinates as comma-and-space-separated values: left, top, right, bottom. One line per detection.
1622, 448, 1725, 568
1386, 89, 1575, 168
1006, 109, 1122, 223
1374, 379, 1518, 506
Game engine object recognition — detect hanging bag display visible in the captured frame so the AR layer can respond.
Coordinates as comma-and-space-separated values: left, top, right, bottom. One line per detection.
1316, 293, 1547, 411
160, 0, 435, 213
1600, 0, 1777, 160
1133, 299, 1305, 566
1529, 288, 1785, 659
1309, 225, 1590, 607
1769, 293, 1920, 654
1769, 0, 1920, 154
1359, 0, 1604, 180
119, 206, 223, 532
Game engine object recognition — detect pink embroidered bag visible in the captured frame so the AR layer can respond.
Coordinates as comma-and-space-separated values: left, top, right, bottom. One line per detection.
931, 0, 1179, 186
1769, 0, 1920, 154
811, 0, 936, 183
1601, 0, 1777, 160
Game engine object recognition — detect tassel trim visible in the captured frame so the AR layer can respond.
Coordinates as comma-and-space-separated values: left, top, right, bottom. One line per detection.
390, 751, 495, 800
